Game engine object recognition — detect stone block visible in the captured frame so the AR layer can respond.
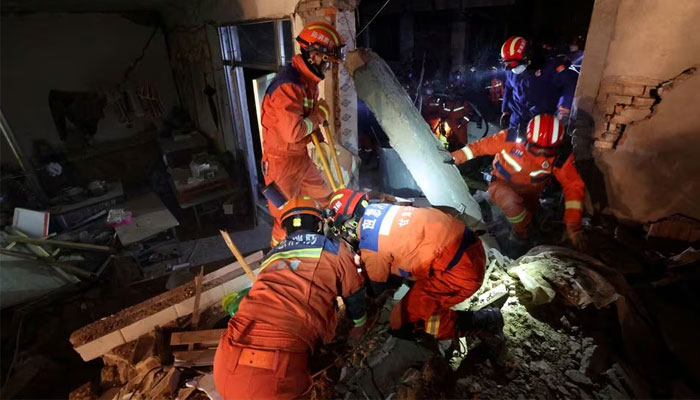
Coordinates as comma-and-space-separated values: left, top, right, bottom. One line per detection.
593, 131, 618, 142
609, 114, 633, 125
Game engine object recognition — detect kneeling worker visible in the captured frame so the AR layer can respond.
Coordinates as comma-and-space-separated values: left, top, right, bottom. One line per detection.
328, 190, 504, 344
213, 197, 367, 399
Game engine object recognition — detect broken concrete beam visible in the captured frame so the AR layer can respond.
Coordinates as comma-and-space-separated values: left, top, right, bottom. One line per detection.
344, 49, 483, 228
70, 251, 263, 361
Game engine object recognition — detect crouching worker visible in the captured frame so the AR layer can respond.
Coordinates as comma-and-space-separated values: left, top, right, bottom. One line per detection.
213, 197, 367, 399
451, 114, 585, 250
328, 189, 504, 345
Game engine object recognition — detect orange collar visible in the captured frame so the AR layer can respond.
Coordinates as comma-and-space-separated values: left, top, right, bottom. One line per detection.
292, 54, 322, 86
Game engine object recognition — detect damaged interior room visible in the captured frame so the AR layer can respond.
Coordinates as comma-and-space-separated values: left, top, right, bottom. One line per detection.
1, 0, 699, 398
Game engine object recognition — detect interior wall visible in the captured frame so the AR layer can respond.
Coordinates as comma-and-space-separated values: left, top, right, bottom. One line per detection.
575, 0, 700, 223
0, 13, 178, 155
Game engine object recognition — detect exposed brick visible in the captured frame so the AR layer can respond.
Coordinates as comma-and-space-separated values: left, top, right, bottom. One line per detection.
619, 84, 645, 97
632, 97, 656, 107
618, 106, 652, 121
609, 115, 633, 125
599, 83, 624, 94
606, 94, 633, 105
593, 131, 619, 142
594, 140, 615, 150
616, 75, 663, 86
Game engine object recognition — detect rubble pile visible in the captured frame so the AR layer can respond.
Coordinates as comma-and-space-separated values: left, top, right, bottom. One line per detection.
314, 247, 657, 399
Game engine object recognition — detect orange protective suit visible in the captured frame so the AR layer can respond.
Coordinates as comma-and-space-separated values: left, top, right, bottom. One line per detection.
214, 232, 366, 399
357, 204, 486, 340
260, 55, 332, 245
425, 97, 470, 152
452, 129, 585, 238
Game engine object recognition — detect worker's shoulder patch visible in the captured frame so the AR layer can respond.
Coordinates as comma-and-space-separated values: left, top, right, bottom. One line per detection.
265, 65, 302, 97
358, 203, 394, 252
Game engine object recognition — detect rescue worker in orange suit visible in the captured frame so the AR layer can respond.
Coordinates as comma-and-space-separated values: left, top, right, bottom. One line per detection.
451, 114, 585, 248
427, 98, 471, 152
213, 197, 367, 399
327, 189, 504, 345
261, 21, 345, 246
499, 36, 578, 134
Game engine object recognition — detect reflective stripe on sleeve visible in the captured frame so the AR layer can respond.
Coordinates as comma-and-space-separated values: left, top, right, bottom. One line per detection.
507, 209, 528, 224
303, 118, 314, 135
565, 201, 582, 210
461, 146, 475, 160
500, 149, 523, 172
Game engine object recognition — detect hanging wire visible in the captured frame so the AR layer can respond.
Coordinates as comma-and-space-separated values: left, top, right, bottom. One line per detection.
356, 0, 392, 39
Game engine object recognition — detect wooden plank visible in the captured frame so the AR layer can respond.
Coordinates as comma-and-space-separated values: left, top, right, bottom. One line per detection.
71, 252, 262, 361
5, 236, 112, 252
170, 329, 224, 346
173, 349, 216, 367
189, 267, 204, 350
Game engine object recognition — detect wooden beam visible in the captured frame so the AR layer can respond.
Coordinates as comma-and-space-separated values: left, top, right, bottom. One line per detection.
70, 251, 263, 361
173, 349, 216, 367
5, 236, 112, 252
170, 329, 224, 346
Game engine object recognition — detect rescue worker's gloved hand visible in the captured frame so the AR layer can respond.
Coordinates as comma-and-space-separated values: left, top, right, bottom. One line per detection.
312, 98, 331, 126
348, 313, 368, 345
499, 112, 511, 129
450, 147, 469, 165
567, 226, 585, 249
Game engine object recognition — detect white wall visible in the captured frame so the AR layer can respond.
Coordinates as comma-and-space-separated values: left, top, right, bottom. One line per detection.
1, 13, 178, 154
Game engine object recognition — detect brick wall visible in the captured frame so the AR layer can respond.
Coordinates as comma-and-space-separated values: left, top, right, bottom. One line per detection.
592, 68, 697, 150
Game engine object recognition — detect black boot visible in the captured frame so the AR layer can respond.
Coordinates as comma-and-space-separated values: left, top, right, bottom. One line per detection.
456, 308, 506, 358
456, 308, 504, 339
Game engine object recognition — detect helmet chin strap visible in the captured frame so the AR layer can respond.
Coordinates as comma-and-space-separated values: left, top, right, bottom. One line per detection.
301, 50, 325, 79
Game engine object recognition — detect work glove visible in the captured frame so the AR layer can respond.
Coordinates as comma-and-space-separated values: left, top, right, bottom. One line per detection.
348, 314, 369, 346
499, 112, 511, 129
313, 98, 330, 124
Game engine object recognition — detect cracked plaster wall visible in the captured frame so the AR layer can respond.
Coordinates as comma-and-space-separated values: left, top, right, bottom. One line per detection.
579, 0, 700, 223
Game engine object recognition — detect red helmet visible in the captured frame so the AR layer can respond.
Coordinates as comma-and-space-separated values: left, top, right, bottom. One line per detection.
296, 21, 345, 62
526, 114, 564, 148
328, 189, 369, 227
280, 196, 323, 225
500, 36, 528, 69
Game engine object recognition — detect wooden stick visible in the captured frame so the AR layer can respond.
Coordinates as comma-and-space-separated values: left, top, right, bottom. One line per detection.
320, 123, 345, 188
219, 230, 256, 283
310, 131, 338, 191
0, 248, 90, 279
188, 267, 204, 351
5, 236, 111, 252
